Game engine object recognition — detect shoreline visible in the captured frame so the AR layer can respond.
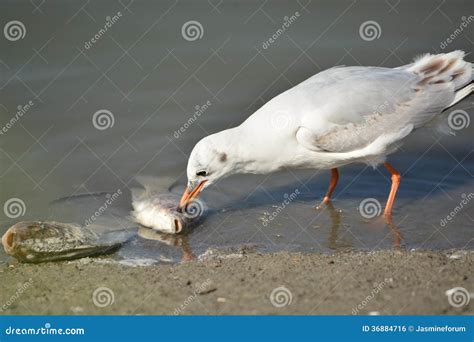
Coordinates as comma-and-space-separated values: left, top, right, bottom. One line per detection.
0, 249, 472, 315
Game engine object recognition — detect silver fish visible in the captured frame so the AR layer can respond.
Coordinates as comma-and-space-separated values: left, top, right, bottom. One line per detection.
131, 176, 204, 234
1, 221, 134, 263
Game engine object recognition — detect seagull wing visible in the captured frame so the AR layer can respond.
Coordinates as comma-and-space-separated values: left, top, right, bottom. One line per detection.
294, 51, 471, 153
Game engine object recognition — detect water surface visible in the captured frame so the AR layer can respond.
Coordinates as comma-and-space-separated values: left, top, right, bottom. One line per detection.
1, 0, 472, 264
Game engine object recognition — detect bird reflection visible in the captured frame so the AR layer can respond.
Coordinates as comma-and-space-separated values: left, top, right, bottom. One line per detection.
385, 215, 402, 249
322, 202, 402, 249
325, 202, 342, 250
136, 201, 402, 261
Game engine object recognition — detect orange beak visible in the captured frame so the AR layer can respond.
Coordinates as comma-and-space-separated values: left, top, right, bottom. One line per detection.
179, 180, 207, 209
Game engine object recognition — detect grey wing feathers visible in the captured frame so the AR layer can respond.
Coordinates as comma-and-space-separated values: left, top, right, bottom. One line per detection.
297, 51, 472, 153
311, 112, 410, 153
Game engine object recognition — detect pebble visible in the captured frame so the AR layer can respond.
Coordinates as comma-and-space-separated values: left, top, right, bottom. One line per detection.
447, 252, 465, 260
70, 306, 84, 313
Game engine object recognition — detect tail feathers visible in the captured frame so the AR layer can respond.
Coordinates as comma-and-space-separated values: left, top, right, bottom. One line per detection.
444, 82, 473, 110
407, 50, 472, 90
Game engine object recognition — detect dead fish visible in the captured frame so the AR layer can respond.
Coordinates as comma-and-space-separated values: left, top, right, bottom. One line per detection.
1, 221, 134, 263
132, 176, 205, 234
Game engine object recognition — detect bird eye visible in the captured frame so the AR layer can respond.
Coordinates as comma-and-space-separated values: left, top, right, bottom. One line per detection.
196, 170, 207, 177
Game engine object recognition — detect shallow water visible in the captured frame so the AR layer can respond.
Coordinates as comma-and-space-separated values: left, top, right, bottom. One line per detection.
1, 0, 473, 264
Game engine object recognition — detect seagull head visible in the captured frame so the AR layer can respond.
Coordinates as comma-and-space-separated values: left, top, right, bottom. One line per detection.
179, 131, 237, 209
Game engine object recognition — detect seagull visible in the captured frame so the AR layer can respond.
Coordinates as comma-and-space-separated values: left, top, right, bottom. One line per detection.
179, 51, 473, 218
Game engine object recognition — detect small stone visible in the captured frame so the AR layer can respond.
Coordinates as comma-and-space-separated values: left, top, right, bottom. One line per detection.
448, 253, 463, 260
70, 306, 84, 313
217, 297, 227, 303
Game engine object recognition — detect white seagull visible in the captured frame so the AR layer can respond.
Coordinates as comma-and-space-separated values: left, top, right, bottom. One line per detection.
179, 51, 473, 218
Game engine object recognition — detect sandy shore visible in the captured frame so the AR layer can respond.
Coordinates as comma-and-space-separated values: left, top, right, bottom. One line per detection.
0, 249, 472, 315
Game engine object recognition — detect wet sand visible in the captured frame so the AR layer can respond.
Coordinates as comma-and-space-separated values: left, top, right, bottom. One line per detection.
0, 249, 472, 315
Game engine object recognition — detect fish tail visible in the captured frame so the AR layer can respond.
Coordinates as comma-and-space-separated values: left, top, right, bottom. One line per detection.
134, 175, 180, 194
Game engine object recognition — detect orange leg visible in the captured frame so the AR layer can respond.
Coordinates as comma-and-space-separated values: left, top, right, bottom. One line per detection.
320, 168, 339, 206
383, 162, 401, 218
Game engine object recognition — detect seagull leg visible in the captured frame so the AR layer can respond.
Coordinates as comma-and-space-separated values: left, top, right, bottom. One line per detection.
383, 162, 401, 218
316, 168, 339, 209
